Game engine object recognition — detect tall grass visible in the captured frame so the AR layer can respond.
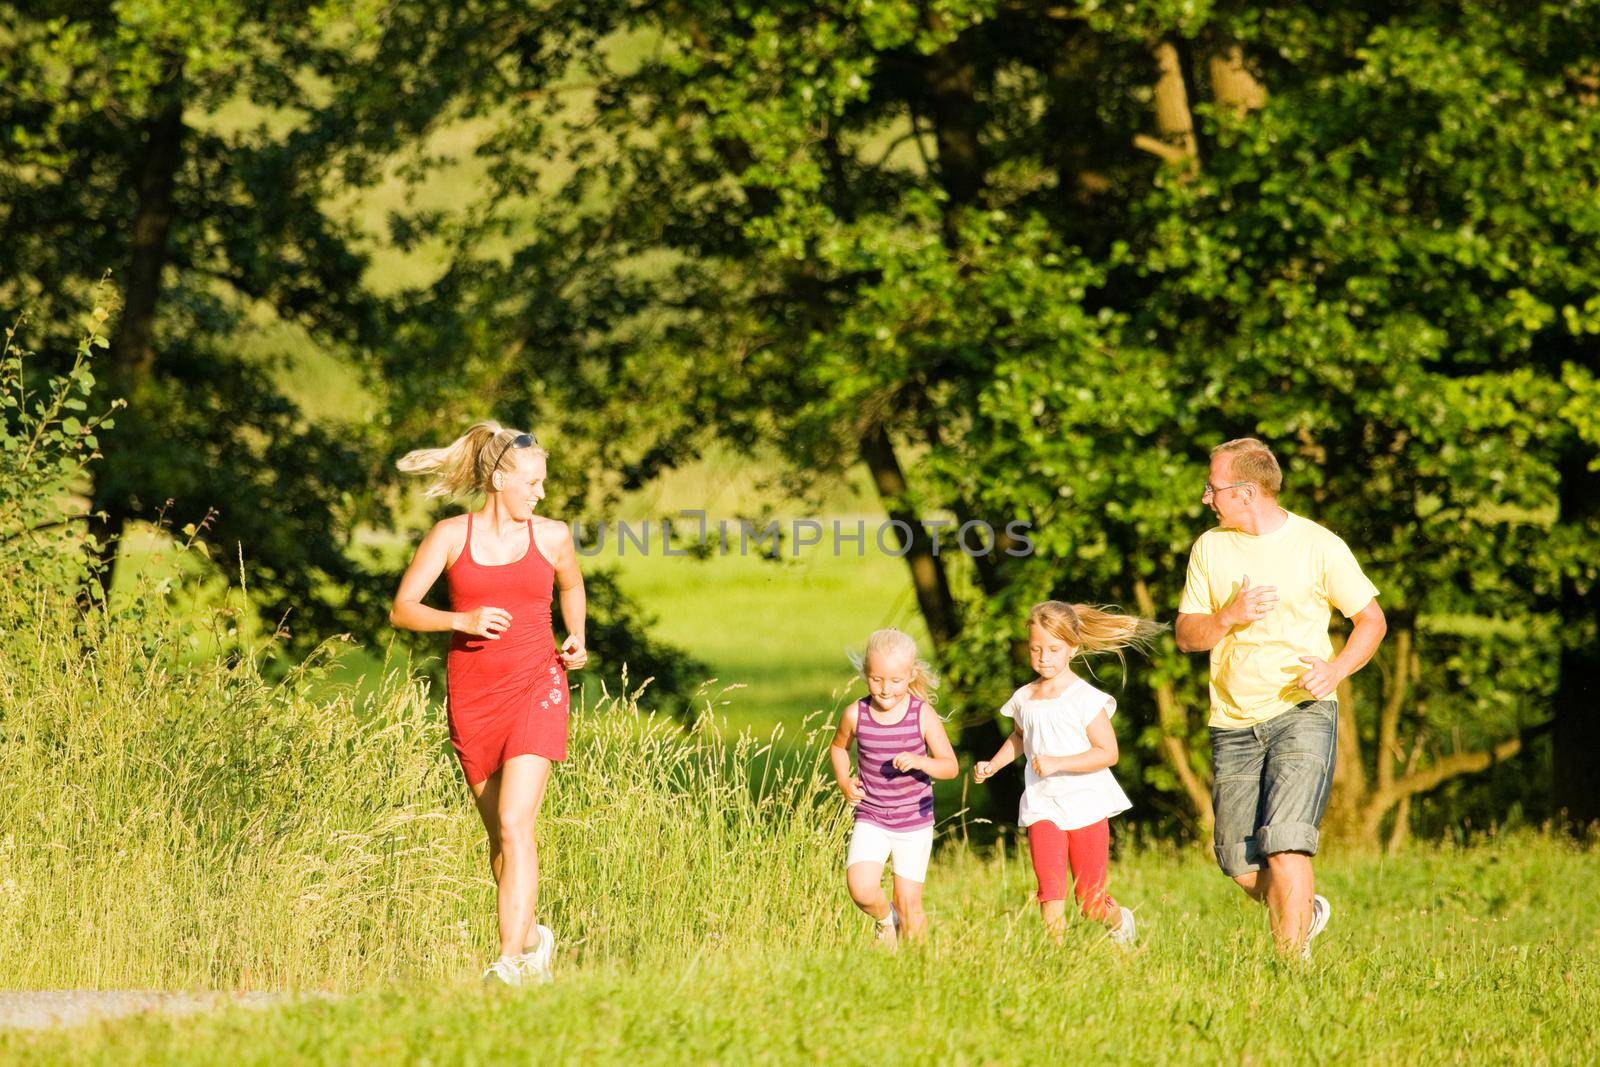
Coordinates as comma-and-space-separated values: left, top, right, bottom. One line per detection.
0, 562, 850, 992
3, 568, 1598, 1063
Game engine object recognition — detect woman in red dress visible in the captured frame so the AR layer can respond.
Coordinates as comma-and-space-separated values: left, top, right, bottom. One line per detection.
389, 421, 587, 986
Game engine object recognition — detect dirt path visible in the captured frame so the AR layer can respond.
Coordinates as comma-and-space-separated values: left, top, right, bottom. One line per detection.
0, 990, 286, 1032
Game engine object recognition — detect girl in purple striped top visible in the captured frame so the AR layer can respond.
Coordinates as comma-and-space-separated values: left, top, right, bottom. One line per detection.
829, 629, 959, 945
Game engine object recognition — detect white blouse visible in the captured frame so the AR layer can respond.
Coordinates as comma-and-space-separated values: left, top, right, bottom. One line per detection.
1002, 678, 1132, 831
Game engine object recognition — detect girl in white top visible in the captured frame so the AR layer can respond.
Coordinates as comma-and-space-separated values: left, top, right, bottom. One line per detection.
974, 600, 1163, 945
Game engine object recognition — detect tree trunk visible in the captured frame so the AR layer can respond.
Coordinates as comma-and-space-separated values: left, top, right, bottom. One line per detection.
919, 10, 985, 247
858, 424, 959, 651
1326, 668, 1366, 838
858, 422, 1020, 812
891, 19, 984, 633
1385, 795, 1411, 854
115, 65, 186, 383
1379, 630, 1417, 791
1554, 446, 1600, 830
1205, 42, 1267, 114
901, 16, 1008, 794
1133, 40, 1199, 172
1132, 579, 1213, 833
88, 59, 187, 592
1384, 737, 1423, 854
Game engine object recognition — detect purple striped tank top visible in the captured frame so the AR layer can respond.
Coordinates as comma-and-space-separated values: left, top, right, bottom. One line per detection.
855, 696, 935, 831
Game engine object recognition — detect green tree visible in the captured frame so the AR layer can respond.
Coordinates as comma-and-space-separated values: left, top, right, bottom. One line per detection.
1131, 4, 1600, 835
394, 0, 1599, 836
1, 1, 397, 637
15, 0, 1591, 834
2, 1, 709, 704
1, 300, 120, 604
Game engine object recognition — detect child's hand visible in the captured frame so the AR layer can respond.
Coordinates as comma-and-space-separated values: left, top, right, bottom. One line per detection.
973, 760, 995, 783
891, 752, 925, 774
840, 777, 865, 806
1032, 754, 1060, 777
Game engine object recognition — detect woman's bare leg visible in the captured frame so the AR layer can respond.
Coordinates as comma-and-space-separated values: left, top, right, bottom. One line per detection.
471, 771, 504, 882
472, 754, 552, 958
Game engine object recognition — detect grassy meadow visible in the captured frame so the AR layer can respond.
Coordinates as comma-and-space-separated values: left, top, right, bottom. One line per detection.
50, 396, 1592, 1064
3, 829, 1595, 1064
13, 69, 1593, 1062
3, 551, 1598, 1063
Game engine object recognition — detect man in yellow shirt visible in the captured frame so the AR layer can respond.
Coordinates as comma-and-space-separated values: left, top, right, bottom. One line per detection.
1176, 438, 1386, 959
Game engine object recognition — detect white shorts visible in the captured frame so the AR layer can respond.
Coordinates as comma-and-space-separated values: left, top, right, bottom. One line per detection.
846, 821, 934, 884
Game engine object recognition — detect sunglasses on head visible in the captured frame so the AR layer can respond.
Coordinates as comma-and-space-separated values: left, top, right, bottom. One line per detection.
489, 431, 538, 475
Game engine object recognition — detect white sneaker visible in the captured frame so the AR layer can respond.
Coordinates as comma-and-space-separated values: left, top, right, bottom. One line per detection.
1308, 895, 1331, 940
1299, 894, 1331, 960
1109, 906, 1137, 948
482, 956, 522, 987
874, 906, 899, 946
517, 924, 555, 983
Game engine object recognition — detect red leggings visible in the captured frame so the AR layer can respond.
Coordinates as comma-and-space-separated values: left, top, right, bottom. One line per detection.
1028, 818, 1117, 919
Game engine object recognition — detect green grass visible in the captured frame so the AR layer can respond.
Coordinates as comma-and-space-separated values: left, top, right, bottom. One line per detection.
10, 30, 1590, 1064
2, 837, 1595, 1064
0, 602, 848, 992
4, 543, 1597, 1064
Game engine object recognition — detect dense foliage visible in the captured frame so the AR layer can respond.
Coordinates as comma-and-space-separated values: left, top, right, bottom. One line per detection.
4, 1, 1596, 836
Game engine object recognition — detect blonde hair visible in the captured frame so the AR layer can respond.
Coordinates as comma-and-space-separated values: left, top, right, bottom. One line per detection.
1211, 437, 1283, 495
1027, 601, 1165, 674
850, 628, 939, 702
396, 420, 547, 499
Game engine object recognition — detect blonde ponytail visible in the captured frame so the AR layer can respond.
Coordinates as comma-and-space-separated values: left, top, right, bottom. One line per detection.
396, 420, 546, 499
850, 627, 940, 703
1027, 600, 1165, 674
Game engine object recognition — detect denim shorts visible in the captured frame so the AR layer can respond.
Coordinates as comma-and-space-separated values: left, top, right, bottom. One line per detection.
1209, 700, 1338, 878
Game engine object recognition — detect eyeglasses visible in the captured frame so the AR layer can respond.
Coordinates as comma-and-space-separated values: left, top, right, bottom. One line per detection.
489, 432, 538, 475
1201, 480, 1250, 500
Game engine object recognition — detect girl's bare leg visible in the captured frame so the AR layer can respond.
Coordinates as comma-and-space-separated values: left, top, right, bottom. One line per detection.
846, 862, 892, 920
847, 861, 897, 945
1039, 899, 1068, 942
891, 876, 927, 940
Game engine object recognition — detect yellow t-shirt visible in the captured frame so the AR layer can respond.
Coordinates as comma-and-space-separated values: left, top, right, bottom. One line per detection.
1178, 511, 1379, 728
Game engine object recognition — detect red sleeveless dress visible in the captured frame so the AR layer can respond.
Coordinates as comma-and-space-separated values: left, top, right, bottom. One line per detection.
445, 514, 570, 785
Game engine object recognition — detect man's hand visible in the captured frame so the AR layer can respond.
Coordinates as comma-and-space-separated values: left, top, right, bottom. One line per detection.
1298, 656, 1345, 700
1222, 575, 1278, 627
